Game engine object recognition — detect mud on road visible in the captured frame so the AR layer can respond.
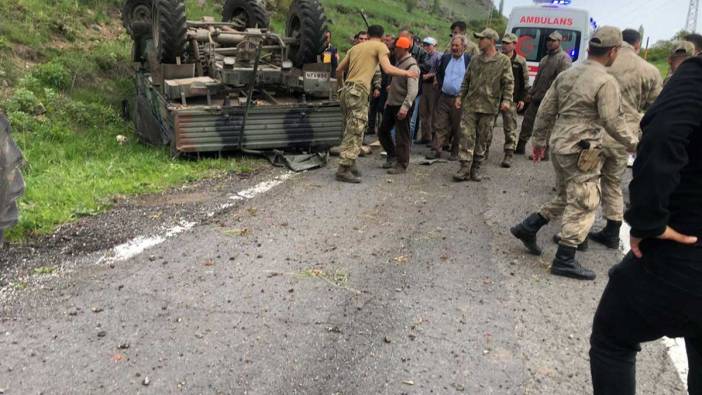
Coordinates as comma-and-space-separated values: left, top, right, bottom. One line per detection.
0, 132, 686, 394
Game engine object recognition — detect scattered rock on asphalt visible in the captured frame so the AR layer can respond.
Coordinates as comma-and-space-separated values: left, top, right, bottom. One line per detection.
142, 376, 150, 386
97, 330, 107, 338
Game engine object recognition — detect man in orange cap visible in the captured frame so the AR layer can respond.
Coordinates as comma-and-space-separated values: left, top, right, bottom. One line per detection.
377, 36, 421, 174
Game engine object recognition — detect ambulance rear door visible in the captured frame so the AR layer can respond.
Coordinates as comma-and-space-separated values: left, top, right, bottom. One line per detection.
506, 4, 592, 83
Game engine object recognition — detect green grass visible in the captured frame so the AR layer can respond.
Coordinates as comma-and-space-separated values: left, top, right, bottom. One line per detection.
315, 0, 501, 53
650, 58, 669, 78
1, 0, 259, 241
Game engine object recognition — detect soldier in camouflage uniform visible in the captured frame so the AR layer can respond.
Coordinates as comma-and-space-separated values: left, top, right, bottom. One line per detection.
335, 25, 419, 183
453, 28, 514, 182
498, 32, 530, 168
588, 29, 662, 249
510, 27, 639, 281
515, 31, 572, 158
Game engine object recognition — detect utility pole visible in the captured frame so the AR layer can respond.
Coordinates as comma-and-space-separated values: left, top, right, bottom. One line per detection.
686, 0, 699, 33
498, 0, 504, 15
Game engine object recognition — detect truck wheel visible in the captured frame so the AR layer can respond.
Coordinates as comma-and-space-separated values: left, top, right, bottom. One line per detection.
222, 0, 269, 29
0, 114, 25, 235
286, 0, 327, 68
122, 0, 153, 39
152, 0, 188, 64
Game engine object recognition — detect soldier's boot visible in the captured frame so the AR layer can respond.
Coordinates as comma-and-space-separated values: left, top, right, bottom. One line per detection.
453, 162, 472, 182
550, 245, 596, 281
588, 220, 622, 249
510, 212, 549, 255
335, 165, 361, 184
470, 162, 482, 182
350, 162, 362, 177
552, 234, 589, 251
382, 157, 397, 169
515, 140, 526, 155
501, 151, 514, 168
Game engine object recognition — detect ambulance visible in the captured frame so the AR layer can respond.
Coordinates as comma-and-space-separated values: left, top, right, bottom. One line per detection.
506, 0, 596, 83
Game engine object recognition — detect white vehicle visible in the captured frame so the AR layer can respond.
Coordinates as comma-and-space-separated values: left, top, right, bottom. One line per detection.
506, 1, 595, 83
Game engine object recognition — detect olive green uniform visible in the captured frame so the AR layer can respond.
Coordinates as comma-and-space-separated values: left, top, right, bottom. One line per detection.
457, 52, 514, 169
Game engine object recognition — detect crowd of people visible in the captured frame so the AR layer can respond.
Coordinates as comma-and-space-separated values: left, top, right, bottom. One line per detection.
332, 20, 702, 394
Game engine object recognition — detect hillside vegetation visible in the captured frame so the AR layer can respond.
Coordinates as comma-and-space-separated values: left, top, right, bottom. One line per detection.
0, 0, 496, 240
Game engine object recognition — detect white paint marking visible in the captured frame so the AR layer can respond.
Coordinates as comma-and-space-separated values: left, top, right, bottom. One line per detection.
619, 222, 688, 388
230, 173, 293, 200
98, 172, 294, 265
99, 221, 196, 264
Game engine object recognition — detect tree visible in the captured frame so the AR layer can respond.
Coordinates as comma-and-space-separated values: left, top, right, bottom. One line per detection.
405, 0, 418, 13
432, 0, 441, 14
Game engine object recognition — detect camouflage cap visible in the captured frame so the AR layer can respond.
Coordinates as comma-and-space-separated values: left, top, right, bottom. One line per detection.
502, 33, 518, 44
474, 28, 500, 41
671, 40, 695, 57
589, 26, 623, 48
548, 31, 563, 41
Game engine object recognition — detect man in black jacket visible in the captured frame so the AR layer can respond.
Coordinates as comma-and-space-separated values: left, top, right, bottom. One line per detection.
589, 56, 702, 394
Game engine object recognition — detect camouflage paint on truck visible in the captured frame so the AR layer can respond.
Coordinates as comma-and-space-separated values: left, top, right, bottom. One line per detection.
134, 70, 343, 155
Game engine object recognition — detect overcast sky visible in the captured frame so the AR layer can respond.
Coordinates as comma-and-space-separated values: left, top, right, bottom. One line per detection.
499, 0, 695, 44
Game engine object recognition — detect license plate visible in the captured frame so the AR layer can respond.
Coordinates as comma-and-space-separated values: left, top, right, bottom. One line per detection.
305, 71, 330, 80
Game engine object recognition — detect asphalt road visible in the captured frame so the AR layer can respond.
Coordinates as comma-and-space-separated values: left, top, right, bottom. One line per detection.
0, 129, 686, 394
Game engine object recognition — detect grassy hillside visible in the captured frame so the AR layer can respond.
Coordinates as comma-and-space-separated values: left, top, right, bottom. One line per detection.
0, 0, 496, 240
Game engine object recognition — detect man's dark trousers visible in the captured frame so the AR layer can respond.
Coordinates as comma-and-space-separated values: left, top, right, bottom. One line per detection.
378, 105, 412, 168
590, 244, 702, 395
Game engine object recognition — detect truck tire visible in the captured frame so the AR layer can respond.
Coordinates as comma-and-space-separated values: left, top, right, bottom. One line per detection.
122, 0, 154, 39
286, 0, 327, 68
0, 114, 25, 235
152, 0, 188, 64
222, 0, 269, 29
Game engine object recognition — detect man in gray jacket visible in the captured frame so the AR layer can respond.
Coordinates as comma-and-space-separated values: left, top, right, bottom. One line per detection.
377, 36, 421, 174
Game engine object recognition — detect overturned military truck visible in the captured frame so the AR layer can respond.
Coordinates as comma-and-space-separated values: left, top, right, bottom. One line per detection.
122, 0, 342, 156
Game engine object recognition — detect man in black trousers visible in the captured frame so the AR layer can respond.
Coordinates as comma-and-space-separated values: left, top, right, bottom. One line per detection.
589, 55, 702, 394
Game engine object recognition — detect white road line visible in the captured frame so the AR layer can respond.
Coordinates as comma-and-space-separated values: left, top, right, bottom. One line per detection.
619, 223, 689, 388
99, 172, 294, 265
0, 172, 296, 306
